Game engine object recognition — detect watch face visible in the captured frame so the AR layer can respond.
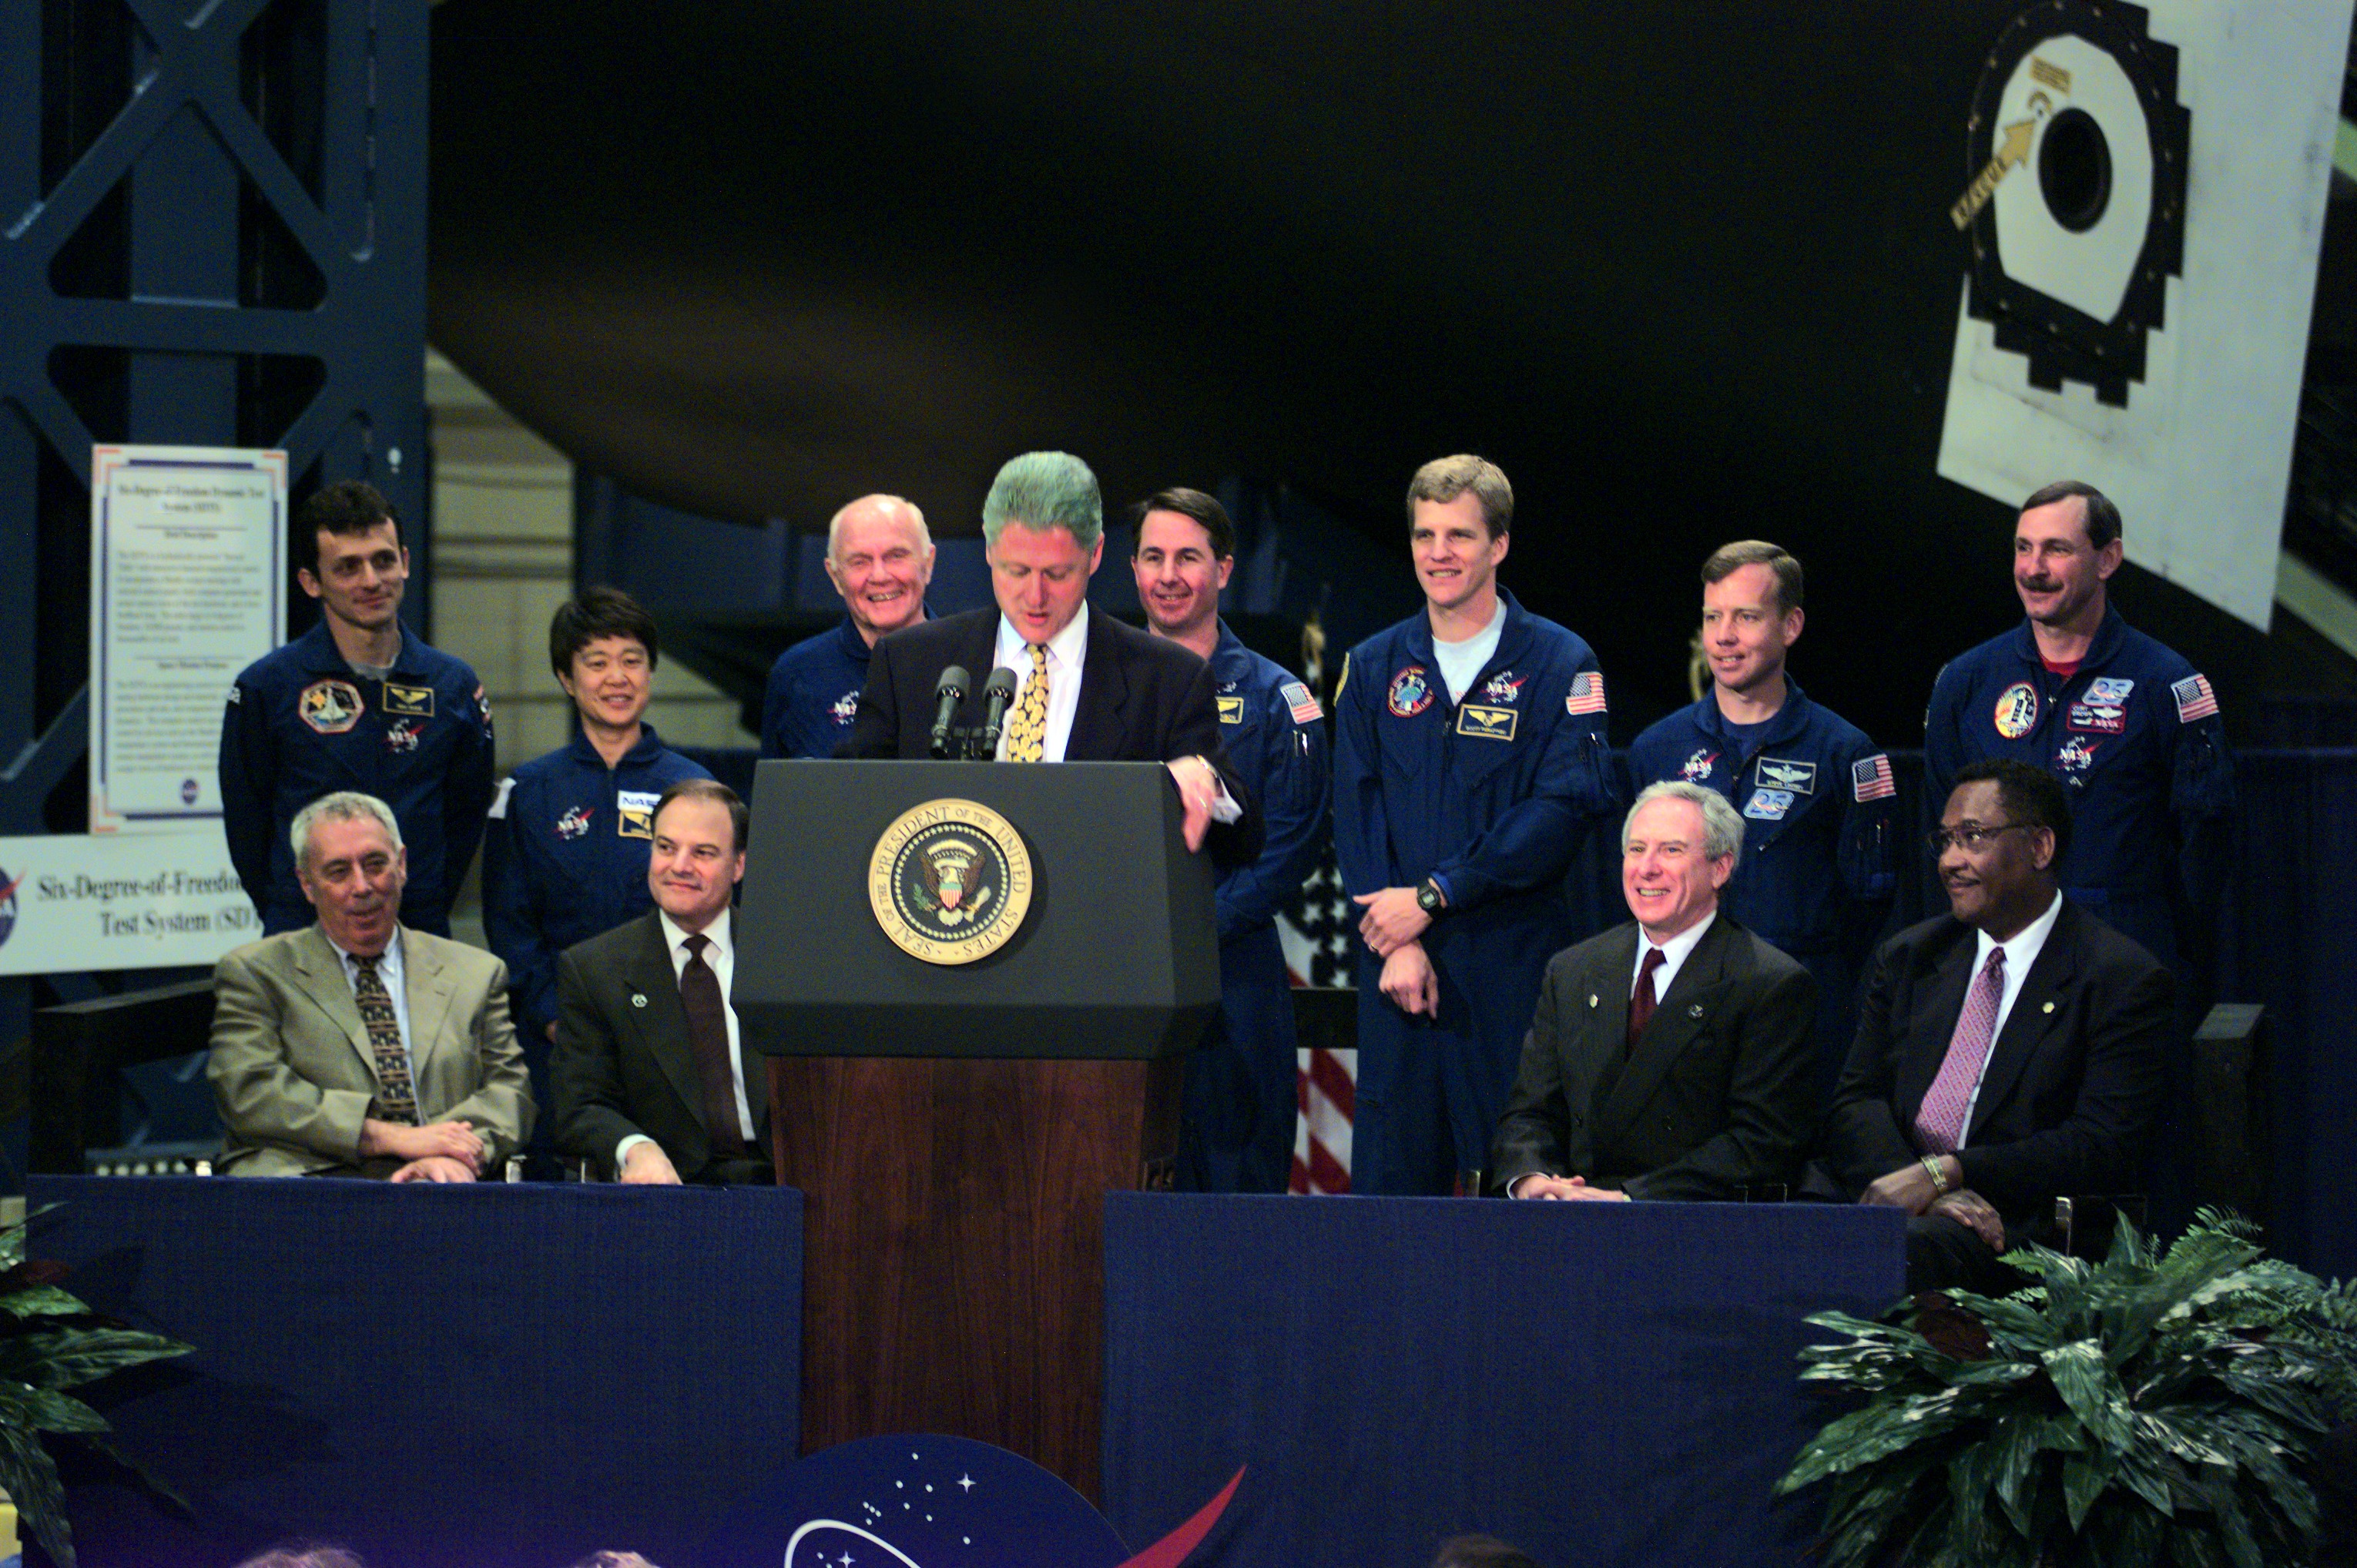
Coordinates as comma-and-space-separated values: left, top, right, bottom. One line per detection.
1417, 884, 1441, 912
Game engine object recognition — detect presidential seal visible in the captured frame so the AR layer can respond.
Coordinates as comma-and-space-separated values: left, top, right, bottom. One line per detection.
868, 798, 1034, 964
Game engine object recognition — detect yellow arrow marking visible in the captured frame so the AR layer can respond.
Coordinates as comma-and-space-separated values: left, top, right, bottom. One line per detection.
1949, 113, 2043, 230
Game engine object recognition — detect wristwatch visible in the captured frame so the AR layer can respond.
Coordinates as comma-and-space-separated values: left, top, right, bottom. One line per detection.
1415, 876, 1447, 915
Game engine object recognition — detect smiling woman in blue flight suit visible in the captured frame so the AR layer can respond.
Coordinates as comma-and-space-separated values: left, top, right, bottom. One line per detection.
484, 588, 711, 1130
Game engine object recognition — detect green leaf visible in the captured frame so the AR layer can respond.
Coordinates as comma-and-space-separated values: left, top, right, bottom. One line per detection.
75, 1430, 190, 1516
0, 1380, 112, 1434
0, 1418, 74, 1568
2062, 1449, 2111, 1532
0, 1285, 95, 1321
2044, 1339, 2134, 1450
0, 1327, 192, 1391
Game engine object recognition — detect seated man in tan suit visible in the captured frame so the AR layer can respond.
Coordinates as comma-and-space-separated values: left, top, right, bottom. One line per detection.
209, 790, 531, 1178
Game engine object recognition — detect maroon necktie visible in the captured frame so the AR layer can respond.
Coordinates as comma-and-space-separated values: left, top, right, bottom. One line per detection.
679, 933, 746, 1155
1627, 946, 1666, 1049
1916, 947, 2007, 1154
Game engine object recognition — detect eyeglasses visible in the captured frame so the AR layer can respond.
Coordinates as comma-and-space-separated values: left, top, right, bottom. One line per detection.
1926, 823, 2034, 856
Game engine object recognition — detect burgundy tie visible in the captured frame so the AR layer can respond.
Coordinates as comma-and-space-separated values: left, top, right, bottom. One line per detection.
679, 933, 746, 1155
1627, 946, 1666, 1049
1916, 947, 2007, 1154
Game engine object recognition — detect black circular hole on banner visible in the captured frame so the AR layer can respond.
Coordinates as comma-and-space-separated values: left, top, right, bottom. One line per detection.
2037, 107, 2112, 233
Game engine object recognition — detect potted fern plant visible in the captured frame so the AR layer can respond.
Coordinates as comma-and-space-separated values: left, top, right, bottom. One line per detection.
1778, 1209, 2357, 1568
0, 1208, 191, 1568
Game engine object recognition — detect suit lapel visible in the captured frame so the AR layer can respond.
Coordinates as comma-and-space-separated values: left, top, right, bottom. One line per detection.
1599, 918, 1735, 1141
625, 917, 712, 1133
1065, 608, 1130, 761
1576, 926, 1641, 1141
958, 613, 1001, 731
288, 926, 375, 1075
1967, 904, 2084, 1141
1897, 933, 1979, 1117
401, 930, 456, 1092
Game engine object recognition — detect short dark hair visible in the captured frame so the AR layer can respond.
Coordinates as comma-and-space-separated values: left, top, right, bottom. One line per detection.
2020, 480, 2121, 552
296, 480, 397, 575
550, 585, 662, 678
1701, 540, 1804, 614
1130, 487, 1236, 560
233, 1549, 368, 1568
1430, 1536, 1544, 1568
1951, 756, 2073, 865
654, 778, 747, 856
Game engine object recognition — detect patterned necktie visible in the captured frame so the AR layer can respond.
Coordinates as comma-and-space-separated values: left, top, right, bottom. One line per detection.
1004, 643, 1050, 762
1626, 946, 1666, 1050
350, 955, 417, 1124
679, 933, 747, 1155
1916, 947, 2007, 1154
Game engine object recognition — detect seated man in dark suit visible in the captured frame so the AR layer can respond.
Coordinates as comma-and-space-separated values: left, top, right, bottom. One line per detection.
1811, 757, 2173, 1292
1489, 781, 1818, 1201
551, 779, 772, 1184
843, 450, 1259, 863
209, 789, 531, 1179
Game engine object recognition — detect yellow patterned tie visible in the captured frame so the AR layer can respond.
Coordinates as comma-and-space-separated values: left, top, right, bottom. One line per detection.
1004, 644, 1050, 762
351, 954, 417, 1124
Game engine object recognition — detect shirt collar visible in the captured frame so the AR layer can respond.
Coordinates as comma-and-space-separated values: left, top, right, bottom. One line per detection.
996, 600, 1092, 672
1638, 907, 1716, 972
658, 904, 733, 959
323, 925, 404, 977
1973, 888, 2063, 977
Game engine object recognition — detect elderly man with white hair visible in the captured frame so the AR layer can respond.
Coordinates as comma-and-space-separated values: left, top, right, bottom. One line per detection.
209, 789, 532, 1178
1488, 780, 1819, 1202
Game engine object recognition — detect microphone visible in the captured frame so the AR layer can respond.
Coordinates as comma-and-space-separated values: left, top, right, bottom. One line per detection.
928, 665, 969, 759
975, 666, 1018, 759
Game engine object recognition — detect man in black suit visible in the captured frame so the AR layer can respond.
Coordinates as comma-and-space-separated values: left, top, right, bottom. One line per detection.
843, 451, 1258, 861
1489, 781, 1818, 1202
550, 779, 771, 1184
1813, 757, 2173, 1292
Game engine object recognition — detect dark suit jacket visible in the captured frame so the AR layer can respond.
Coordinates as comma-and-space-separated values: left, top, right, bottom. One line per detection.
1488, 914, 1819, 1201
841, 605, 1262, 863
1815, 897, 2172, 1221
550, 911, 771, 1182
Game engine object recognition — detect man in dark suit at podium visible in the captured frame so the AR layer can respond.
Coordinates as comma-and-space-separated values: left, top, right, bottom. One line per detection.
550, 779, 772, 1184
843, 451, 1258, 862
1810, 758, 2173, 1292
1489, 782, 1818, 1203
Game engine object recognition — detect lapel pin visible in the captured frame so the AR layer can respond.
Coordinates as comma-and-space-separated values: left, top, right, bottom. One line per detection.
630, 991, 647, 1009
1588, 993, 1599, 1008
2042, 1000, 2055, 1014
1688, 1003, 1704, 1018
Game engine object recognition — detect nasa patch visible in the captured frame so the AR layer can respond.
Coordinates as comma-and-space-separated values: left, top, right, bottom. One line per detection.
2056, 735, 2103, 773
617, 789, 661, 839
1387, 666, 1434, 718
1743, 788, 1796, 821
830, 688, 860, 726
2086, 676, 2135, 704
382, 719, 424, 754
1681, 749, 1718, 782
1481, 671, 1526, 705
555, 806, 593, 840
1993, 682, 2039, 739
2067, 702, 2126, 735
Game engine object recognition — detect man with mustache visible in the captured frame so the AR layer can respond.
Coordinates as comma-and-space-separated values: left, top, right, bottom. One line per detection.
1923, 481, 2234, 983
1809, 759, 2173, 1293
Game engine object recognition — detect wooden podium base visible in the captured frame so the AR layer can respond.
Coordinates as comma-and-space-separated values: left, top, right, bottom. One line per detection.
770, 1051, 1181, 1501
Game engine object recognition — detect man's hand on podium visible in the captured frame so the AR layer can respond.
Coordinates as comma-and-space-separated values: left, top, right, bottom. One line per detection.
620, 1142, 684, 1185
391, 1154, 478, 1183
1511, 1173, 1629, 1201
1166, 756, 1220, 852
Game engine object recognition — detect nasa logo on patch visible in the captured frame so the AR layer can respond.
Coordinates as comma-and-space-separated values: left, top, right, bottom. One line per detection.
298, 678, 364, 735
2067, 702, 2126, 735
1680, 749, 1718, 782
1993, 682, 2039, 739
179, 778, 199, 806
1387, 666, 1434, 718
1743, 788, 1796, 821
1481, 671, 1525, 705
1755, 757, 1816, 796
555, 806, 593, 840
1216, 696, 1245, 725
617, 789, 661, 839
2057, 735, 2102, 772
830, 689, 860, 726
1456, 705, 1517, 741
2086, 676, 2135, 704
383, 720, 423, 754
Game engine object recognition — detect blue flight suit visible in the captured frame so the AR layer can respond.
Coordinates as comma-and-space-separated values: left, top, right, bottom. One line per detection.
1625, 680, 1898, 1091
219, 618, 495, 938
481, 725, 712, 1149
1333, 590, 1620, 1195
761, 615, 873, 760
1178, 622, 1332, 1194
1924, 605, 2235, 976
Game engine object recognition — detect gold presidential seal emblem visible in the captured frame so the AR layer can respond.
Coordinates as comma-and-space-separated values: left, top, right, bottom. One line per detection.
868, 798, 1034, 964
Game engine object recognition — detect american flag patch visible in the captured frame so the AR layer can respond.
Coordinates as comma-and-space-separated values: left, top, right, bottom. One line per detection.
2171, 673, 2218, 723
1564, 672, 1607, 715
1282, 680, 1322, 725
1851, 754, 1896, 802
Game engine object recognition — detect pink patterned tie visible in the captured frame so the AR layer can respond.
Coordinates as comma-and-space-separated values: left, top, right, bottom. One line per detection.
1915, 947, 2005, 1154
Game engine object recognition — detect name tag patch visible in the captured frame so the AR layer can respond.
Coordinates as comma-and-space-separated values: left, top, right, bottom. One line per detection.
617, 789, 661, 839
1743, 788, 1796, 821
1457, 705, 1518, 741
1217, 695, 1245, 725
384, 682, 436, 718
1755, 756, 1816, 795
2067, 702, 2126, 735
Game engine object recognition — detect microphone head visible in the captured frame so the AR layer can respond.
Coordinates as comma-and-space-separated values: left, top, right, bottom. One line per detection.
981, 666, 1019, 701
935, 664, 971, 701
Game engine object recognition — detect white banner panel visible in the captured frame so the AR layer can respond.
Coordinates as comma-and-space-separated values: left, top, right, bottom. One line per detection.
89, 445, 287, 833
0, 831, 257, 976
1936, 0, 2355, 629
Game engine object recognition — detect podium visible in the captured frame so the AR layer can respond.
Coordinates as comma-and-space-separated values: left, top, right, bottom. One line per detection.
738, 759, 1219, 1499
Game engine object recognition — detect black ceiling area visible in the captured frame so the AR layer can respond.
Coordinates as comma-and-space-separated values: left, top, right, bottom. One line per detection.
427, 0, 2357, 742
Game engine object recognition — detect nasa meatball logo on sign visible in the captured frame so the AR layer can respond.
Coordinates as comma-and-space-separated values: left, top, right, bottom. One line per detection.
0, 867, 20, 953
869, 799, 1034, 965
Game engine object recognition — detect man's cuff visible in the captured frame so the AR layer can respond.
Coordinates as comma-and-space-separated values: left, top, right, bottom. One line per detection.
615, 1134, 655, 1176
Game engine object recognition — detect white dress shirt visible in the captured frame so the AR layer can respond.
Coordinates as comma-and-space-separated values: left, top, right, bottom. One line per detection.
1630, 909, 1718, 1005
327, 929, 415, 1092
992, 604, 1094, 762
1952, 890, 2064, 1148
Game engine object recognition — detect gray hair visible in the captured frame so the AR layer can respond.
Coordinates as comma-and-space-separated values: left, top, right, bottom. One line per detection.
1406, 454, 1513, 538
826, 493, 931, 559
1624, 780, 1743, 873
290, 791, 402, 872
981, 452, 1103, 550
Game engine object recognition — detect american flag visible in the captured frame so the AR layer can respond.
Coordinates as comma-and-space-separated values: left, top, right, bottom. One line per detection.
1292, 1047, 1354, 1194
1565, 671, 1607, 715
1281, 680, 1323, 725
1851, 753, 1896, 802
1279, 847, 1356, 1193
2171, 673, 2219, 723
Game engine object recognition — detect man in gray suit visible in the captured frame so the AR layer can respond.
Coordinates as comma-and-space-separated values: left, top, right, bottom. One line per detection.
1489, 781, 1818, 1201
209, 790, 532, 1178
